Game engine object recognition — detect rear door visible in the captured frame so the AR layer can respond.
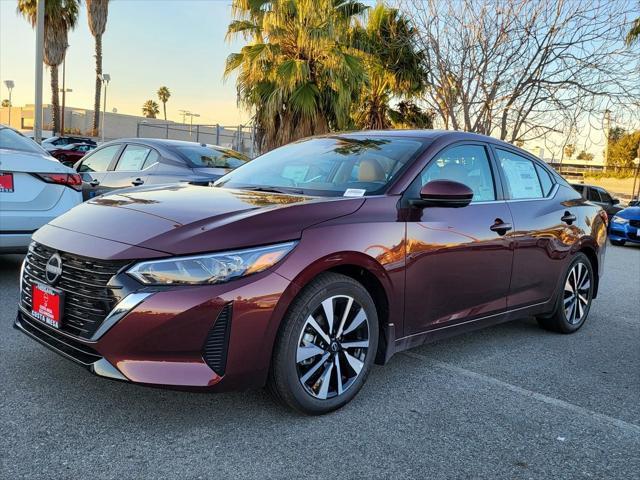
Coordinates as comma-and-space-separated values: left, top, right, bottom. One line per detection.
99, 144, 159, 192
492, 147, 579, 308
77, 144, 123, 200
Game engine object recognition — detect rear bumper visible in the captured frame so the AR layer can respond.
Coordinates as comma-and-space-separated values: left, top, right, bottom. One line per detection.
0, 232, 35, 252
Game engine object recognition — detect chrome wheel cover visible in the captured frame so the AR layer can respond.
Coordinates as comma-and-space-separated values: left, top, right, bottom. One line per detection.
296, 295, 370, 400
563, 262, 591, 325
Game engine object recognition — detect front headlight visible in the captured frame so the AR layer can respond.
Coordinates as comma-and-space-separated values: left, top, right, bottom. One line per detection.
611, 216, 629, 225
127, 241, 297, 285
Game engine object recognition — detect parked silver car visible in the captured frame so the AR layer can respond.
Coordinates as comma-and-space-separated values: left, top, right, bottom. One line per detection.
73, 138, 249, 200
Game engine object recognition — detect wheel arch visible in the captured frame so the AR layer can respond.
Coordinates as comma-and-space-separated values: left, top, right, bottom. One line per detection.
578, 245, 600, 298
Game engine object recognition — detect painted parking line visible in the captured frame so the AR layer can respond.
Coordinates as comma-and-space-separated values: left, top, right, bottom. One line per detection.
402, 350, 640, 435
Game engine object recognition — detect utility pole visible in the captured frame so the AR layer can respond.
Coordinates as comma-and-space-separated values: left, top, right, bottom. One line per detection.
99, 74, 110, 142
34, 0, 45, 142
603, 109, 611, 169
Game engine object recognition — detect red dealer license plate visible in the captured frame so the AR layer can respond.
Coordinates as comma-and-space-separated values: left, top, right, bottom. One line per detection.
0, 172, 14, 193
31, 283, 64, 329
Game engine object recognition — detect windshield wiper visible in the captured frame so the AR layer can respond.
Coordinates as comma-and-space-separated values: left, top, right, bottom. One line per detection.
241, 185, 305, 195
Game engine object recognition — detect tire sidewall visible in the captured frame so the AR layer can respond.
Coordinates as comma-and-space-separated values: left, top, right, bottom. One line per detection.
557, 253, 594, 333
279, 277, 379, 414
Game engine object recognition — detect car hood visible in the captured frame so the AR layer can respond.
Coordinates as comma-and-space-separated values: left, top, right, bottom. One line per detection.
615, 206, 640, 219
43, 184, 364, 255
0, 148, 70, 173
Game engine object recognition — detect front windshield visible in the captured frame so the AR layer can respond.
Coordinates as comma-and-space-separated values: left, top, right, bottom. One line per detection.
174, 145, 249, 169
0, 127, 47, 154
215, 136, 428, 197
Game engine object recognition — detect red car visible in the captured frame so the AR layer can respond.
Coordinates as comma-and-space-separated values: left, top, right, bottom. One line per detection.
16, 131, 607, 414
50, 143, 96, 167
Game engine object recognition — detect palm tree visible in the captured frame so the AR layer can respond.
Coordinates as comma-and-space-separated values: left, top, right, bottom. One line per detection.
157, 86, 170, 121
142, 100, 160, 118
226, 0, 368, 151
627, 17, 640, 45
352, 4, 425, 130
18, 0, 79, 135
86, 0, 110, 135
1, 99, 10, 108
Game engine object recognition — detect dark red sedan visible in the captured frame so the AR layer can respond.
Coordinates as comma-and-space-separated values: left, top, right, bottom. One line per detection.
16, 131, 607, 414
50, 143, 96, 167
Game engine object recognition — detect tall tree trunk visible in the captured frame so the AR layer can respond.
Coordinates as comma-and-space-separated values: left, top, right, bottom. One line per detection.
92, 33, 102, 134
50, 65, 60, 135
163, 102, 167, 121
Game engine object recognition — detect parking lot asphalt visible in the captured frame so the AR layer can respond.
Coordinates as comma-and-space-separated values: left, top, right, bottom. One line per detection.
1, 244, 639, 479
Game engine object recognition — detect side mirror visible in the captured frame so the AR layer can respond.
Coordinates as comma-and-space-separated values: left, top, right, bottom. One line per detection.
612, 198, 620, 205
410, 180, 474, 208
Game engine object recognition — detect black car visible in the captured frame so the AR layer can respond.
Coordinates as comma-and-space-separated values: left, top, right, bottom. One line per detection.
570, 183, 623, 219
73, 138, 249, 200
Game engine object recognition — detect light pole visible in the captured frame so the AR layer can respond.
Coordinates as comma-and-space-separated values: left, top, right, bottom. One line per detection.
186, 112, 200, 136
98, 73, 110, 142
632, 154, 640, 204
34, 0, 45, 142
179, 109, 189, 125
3, 80, 14, 126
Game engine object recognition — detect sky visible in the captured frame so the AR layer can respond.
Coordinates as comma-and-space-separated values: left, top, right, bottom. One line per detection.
0, 0, 250, 125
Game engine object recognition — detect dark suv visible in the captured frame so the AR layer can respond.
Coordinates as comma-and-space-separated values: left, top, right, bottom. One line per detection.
571, 183, 623, 219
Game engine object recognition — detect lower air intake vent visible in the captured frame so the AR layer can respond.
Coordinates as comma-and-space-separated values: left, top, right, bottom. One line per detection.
203, 304, 232, 376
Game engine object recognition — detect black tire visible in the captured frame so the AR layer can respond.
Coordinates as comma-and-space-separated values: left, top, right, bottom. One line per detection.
536, 252, 594, 334
268, 272, 379, 415
610, 239, 625, 246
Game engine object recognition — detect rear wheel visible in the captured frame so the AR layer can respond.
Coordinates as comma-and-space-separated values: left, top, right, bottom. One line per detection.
610, 239, 625, 246
537, 253, 594, 334
268, 272, 378, 414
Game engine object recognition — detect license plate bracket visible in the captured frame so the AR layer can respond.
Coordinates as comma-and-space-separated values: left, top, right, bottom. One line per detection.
31, 283, 64, 329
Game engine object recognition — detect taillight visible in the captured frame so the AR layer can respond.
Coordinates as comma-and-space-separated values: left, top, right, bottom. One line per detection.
32, 173, 83, 191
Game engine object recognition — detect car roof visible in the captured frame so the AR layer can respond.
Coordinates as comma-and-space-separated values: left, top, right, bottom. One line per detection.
571, 183, 609, 191
108, 138, 232, 149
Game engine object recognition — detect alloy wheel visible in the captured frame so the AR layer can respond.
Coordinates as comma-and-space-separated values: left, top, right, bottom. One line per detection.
296, 295, 370, 400
563, 262, 591, 325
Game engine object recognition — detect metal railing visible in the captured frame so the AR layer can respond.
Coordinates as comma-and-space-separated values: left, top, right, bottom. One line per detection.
136, 122, 257, 158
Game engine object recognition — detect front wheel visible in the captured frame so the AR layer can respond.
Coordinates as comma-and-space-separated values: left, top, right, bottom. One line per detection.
268, 272, 379, 414
537, 252, 594, 333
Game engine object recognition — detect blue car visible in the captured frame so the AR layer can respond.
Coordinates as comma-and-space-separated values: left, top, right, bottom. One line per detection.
609, 206, 640, 246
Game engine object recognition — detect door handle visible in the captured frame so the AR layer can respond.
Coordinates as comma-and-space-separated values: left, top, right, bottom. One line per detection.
89, 179, 100, 187
490, 219, 512, 235
561, 211, 576, 225
131, 178, 144, 186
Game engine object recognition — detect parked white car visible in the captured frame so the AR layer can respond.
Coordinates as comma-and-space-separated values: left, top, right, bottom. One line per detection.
0, 125, 82, 253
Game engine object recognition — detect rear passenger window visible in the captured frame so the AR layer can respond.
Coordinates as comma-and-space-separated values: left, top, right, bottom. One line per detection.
142, 150, 160, 169
534, 164, 554, 196
496, 149, 543, 199
587, 188, 601, 202
115, 145, 152, 171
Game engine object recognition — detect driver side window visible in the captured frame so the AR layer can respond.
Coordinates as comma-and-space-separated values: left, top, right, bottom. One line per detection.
420, 144, 496, 202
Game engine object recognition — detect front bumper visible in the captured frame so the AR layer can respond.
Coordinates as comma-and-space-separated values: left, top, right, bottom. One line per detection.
609, 223, 640, 244
15, 269, 295, 391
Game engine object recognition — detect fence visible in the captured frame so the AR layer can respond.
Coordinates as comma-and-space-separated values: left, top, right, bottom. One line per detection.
136, 122, 257, 158
547, 163, 638, 181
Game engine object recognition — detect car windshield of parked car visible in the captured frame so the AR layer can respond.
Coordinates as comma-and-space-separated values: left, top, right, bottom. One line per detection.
175, 145, 249, 169
0, 127, 47, 154
215, 136, 427, 197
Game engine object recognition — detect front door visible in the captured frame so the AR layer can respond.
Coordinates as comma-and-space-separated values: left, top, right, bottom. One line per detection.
403, 143, 514, 335
99, 144, 158, 194
77, 144, 122, 200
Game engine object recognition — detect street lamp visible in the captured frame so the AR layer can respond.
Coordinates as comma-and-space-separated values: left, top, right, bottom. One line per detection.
4, 80, 14, 126
60, 88, 72, 135
98, 73, 110, 142
185, 112, 200, 136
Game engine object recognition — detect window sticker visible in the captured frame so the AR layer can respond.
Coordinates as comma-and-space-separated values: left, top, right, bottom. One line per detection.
343, 188, 366, 197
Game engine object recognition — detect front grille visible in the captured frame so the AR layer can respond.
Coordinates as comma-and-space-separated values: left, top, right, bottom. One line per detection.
630, 219, 640, 228
21, 242, 129, 339
203, 304, 232, 376
629, 231, 639, 240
